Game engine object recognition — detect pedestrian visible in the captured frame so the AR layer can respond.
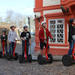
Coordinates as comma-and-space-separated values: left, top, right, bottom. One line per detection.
39, 21, 53, 56
8, 25, 18, 56
68, 19, 75, 55
20, 25, 31, 57
1, 29, 8, 55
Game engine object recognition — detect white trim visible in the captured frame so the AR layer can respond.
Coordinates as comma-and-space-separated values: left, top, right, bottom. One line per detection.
67, 24, 69, 43
43, 0, 61, 7
43, 9, 62, 15
50, 46, 69, 49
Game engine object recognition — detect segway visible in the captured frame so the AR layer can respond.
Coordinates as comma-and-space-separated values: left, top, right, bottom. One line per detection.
0, 40, 8, 58
38, 40, 53, 65
62, 43, 75, 66
19, 39, 32, 63
7, 42, 18, 60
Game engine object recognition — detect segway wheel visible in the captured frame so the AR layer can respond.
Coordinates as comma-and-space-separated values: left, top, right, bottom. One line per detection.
38, 55, 44, 65
62, 55, 72, 66
3, 54, 7, 58
48, 54, 53, 63
28, 54, 32, 63
7, 54, 12, 60
0, 51, 2, 58
19, 55, 24, 63
14, 53, 18, 60
5, 53, 9, 59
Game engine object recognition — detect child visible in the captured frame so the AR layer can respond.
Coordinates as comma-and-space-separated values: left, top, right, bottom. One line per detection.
1, 29, 8, 55
20, 25, 31, 57
39, 21, 53, 55
8, 25, 18, 56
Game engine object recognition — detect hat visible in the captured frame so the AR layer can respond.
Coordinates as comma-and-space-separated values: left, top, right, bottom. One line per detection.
2, 29, 6, 33
23, 25, 28, 29
10, 25, 16, 29
69, 19, 74, 23
41, 21, 46, 26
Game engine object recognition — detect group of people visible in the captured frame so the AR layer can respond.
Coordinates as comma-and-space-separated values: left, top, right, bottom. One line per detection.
0, 18, 75, 59
0, 25, 31, 57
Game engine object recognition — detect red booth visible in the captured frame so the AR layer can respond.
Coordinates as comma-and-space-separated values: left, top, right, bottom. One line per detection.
34, 0, 75, 55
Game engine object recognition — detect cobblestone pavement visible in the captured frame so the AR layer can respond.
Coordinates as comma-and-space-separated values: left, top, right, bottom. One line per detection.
0, 59, 75, 75
0, 37, 75, 75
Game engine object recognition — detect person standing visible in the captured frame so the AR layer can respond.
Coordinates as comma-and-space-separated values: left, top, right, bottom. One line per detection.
8, 25, 18, 56
1, 29, 8, 55
68, 19, 75, 55
20, 25, 31, 57
39, 21, 53, 55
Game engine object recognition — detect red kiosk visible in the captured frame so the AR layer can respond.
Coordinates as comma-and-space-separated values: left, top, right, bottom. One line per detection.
34, 0, 75, 55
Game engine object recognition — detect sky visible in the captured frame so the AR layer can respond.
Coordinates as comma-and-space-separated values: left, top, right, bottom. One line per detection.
0, 0, 34, 18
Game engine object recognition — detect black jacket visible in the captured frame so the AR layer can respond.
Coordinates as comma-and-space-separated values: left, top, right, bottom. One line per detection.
68, 24, 72, 43
68, 24, 75, 43
1, 35, 7, 43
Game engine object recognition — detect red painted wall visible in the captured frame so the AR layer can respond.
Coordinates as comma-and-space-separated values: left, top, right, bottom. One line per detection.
35, 0, 43, 8
34, 0, 75, 55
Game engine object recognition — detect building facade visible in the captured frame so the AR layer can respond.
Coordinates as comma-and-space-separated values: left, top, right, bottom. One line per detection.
34, 0, 75, 55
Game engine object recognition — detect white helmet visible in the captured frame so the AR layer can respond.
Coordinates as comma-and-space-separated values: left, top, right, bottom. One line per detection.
23, 25, 28, 29
41, 21, 46, 26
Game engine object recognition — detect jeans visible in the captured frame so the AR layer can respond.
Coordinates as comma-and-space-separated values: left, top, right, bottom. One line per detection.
22, 40, 29, 57
9, 42, 15, 55
68, 40, 75, 55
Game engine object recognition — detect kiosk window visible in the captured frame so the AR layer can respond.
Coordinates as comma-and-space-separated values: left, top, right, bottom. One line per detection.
49, 19, 65, 44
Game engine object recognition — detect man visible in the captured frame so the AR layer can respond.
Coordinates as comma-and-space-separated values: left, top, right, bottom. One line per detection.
8, 25, 18, 56
39, 21, 53, 55
68, 19, 75, 55
20, 25, 31, 57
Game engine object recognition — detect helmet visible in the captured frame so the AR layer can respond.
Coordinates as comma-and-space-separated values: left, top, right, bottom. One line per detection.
2, 29, 7, 33
23, 25, 28, 29
41, 21, 46, 26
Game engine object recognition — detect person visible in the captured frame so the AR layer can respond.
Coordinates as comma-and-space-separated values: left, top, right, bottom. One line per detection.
1, 29, 8, 55
8, 25, 18, 56
68, 19, 75, 55
39, 21, 53, 55
20, 25, 31, 57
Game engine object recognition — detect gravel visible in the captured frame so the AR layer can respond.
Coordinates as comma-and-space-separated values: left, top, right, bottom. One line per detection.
0, 59, 75, 75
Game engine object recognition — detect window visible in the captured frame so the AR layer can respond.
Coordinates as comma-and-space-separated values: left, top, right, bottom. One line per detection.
48, 19, 65, 44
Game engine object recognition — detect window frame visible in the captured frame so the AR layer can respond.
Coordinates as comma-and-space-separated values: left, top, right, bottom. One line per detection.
48, 18, 65, 44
